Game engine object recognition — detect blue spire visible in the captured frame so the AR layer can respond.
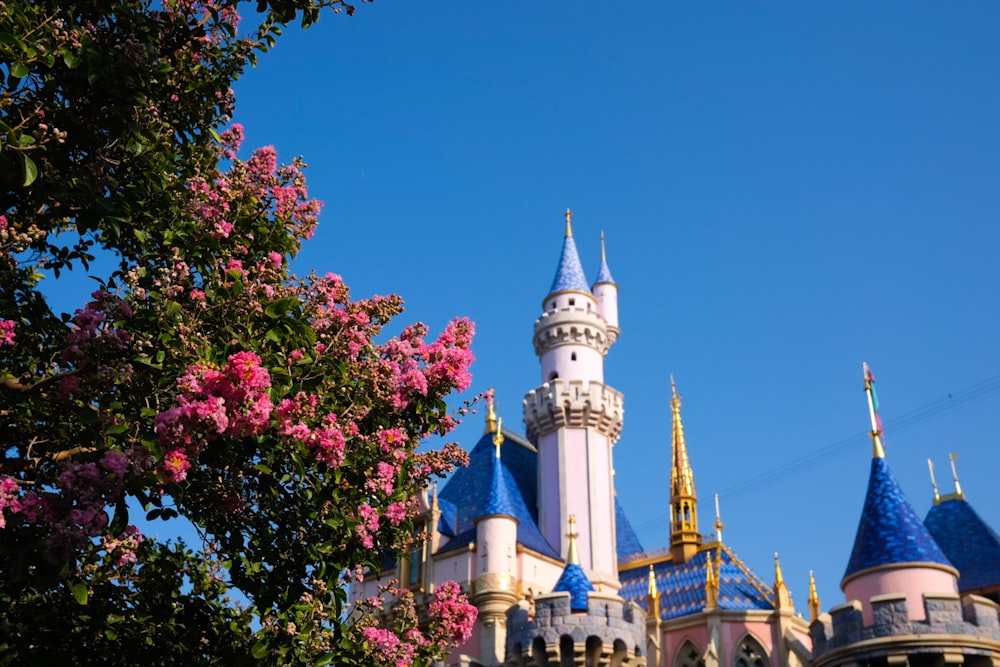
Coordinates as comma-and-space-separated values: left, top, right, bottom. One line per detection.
843, 457, 952, 581
592, 231, 616, 286
926, 495, 1000, 593
552, 517, 594, 612
548, 209, 590, 296
477, 442, 518, 521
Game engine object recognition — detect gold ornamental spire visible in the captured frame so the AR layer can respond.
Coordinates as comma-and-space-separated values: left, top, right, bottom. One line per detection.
808, 570, 820, 622
928, 458, 941, 505
485, 395, 498, 434
566, 515, 580, 565
774, 553, 785, 587
565, 208, 573, 237
493, 417, 504, 458
773, 553, 792, 610
705, 550, 719, 608
647, 564, 659, 598
669, 376, 701, 563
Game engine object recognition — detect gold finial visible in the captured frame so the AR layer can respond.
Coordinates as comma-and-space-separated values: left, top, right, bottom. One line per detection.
565, 208, 573, 237
863, 362, 885, 458
774, 553, 785, 586
485, 395, 498, 434
669, 376, 701, 563
808, 570, 820, 623
773, 552, 792, 610
566, 515, 580, 565
713, 493, 724, 543
648, 564, 659, 598
949, 453, 964, 499
601, 230, 607, 262
705, 548, 720, 608
493, 417, 504, 458
928, 458, 941, 504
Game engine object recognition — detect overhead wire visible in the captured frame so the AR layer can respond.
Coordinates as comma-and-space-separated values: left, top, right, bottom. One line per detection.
631, 371, 1000, 534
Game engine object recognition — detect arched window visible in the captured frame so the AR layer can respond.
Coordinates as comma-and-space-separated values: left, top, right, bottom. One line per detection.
533, 637, 548, 666
674, 641, 705, 667
560, 635, 575, 667
585, 636, 603, 667
571, 352, 577, 361
734, 637, 769, 667
548, 371, 559, 381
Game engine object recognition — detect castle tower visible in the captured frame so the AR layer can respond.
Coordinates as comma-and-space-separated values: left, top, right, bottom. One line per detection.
669, 377, 702, 564
523, 210, 624, 591
473, 409, 520, 666
840, 363, 958, 624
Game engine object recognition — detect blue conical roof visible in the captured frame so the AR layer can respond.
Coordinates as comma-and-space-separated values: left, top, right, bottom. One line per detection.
477, 450, 518, 521
593, 257, 615, 286
548, 234, 590, 296
926, 496, 1000, 593
553, 561, 595, 612
843, 457, 953, 582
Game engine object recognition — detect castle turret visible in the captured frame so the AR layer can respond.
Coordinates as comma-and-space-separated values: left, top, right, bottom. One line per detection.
841, 363, 958, 624
474, 408, 520, 666
524, 209, 624, 591
592, 232, 620, 341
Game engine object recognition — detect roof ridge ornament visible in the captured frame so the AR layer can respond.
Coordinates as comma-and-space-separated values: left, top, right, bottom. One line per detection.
808, 570, 820, 622
714, 493, 724, 543
949, 452, 965, 499
566, 515, 580, 565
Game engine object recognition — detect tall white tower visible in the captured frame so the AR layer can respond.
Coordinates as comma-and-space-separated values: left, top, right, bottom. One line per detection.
523, 209, 624, 591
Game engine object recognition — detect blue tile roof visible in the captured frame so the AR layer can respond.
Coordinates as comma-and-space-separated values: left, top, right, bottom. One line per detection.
553, 562, 595, 612
844, 457, 953, 581
593, 255, 615, 286
437, 431, 558, 558
478, 451, 519, 520
549, 234, 590, 296
619, 544, 774, 621
616, 498, 645, 561
925, 497, 1000, 593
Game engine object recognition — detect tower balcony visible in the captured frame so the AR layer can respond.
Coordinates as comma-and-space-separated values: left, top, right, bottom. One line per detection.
533, 306, 612, 358
523, 380, 624, 443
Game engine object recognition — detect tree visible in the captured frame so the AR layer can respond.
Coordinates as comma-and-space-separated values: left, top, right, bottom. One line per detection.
0, 1, 477, 664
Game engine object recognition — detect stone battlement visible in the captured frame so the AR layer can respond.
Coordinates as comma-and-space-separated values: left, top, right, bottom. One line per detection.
505, 592, 646, 667
811, 593, 1000, 660
533, 306, 612, 357
523, 380, 624, 443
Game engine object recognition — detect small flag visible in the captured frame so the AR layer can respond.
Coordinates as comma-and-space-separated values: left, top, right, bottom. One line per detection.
863, 362, 882, 435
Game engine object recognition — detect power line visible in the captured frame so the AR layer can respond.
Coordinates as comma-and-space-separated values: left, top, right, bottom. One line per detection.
631, 371, 1000, 534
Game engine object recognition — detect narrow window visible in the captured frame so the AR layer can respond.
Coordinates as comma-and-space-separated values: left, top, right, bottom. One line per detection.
569, 298, 575, 306
571, 352, 577, 361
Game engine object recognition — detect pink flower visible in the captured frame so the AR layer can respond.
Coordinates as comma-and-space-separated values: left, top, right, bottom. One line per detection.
161, 450, 190, 483
0, 320, 15, 346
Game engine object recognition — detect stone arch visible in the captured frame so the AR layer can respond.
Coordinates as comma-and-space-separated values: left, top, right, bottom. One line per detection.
532, 636, 548, 667
674, 639, 705, 667
585, 635, 603, 667
560, 635, 575, 667
732, 633, 769, 667
610, 638, 629, 667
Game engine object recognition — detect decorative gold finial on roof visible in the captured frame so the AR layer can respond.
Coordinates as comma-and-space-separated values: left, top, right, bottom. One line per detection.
705, 547, 720, 608
485, 394, 498, 434
949, 453, 965, 499
493, 417, 504, 458
648, 564, 659, 598
669, 376, 701, 563
566, 515, 580, 565
863, 362, 886, 458
565, 208, 573, 237
808, 570, 820, 622
774, 553, 785, 587
773, 552, 792, 609
928, 458, 941, 505
714, 493, 724, 543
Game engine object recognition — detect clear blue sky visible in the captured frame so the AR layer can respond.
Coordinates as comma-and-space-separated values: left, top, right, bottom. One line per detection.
68, 2, 1000, 614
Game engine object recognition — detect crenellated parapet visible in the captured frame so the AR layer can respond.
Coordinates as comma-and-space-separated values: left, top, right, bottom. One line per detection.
533, 306, 612, 358
811, 593, 1000, 667
504, 592, 647, 667
523, 380, 624, 443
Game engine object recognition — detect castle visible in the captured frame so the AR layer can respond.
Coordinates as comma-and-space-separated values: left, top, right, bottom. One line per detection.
354, 212, 1000, 667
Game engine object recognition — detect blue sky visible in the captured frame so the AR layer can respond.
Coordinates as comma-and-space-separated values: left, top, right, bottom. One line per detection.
225, 1, 1000, 611
46, 2, 999, 615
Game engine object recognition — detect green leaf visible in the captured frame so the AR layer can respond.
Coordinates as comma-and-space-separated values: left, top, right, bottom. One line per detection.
68, 579, 88, 605
251, 641, 268, 659
19, 153, 37, 186
10, 62, 28, 78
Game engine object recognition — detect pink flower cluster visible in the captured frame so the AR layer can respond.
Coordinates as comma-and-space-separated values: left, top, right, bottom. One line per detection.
101, 525, 144, 566
274, 392, 352, 468
0, 476, 21, 528
59, 290, 133, 393
380, 318, 475, 410
428, 581, 478, 646
155, 351, 273, 482
0, 319, 15, 347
